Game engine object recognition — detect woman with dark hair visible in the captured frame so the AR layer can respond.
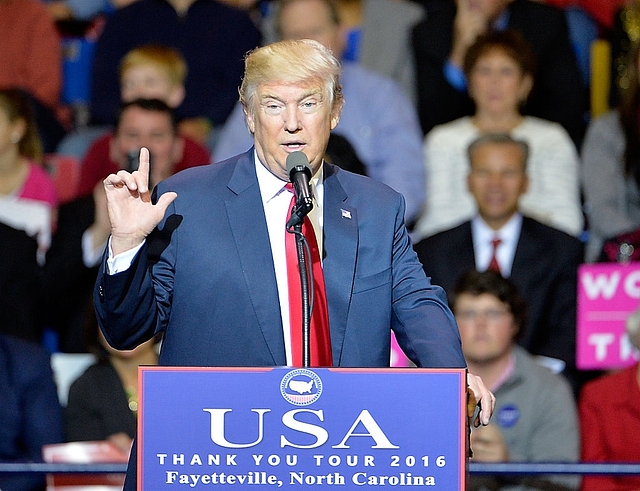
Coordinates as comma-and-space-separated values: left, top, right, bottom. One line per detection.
0, 88, 58, 264
582, 40, 640, 261
412, 29, 582, 242
0, 0, 66, 153
65, 327, 160, 455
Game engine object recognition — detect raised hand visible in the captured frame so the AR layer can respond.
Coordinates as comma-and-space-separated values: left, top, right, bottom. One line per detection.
103, 148, 177, 256
451, 0, 491, 67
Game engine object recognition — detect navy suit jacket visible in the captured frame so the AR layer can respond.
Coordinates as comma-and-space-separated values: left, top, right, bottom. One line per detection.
95, 149, 465, 369
414, 217, 584, 369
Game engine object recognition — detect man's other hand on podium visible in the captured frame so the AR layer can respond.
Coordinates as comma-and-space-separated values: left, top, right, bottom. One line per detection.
467, 372, 495, 427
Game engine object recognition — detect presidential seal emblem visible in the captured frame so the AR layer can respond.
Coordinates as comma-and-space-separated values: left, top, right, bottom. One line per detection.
280, 369, 323, 406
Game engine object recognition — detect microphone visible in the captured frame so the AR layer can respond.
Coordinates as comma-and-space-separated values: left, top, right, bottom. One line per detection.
286, 151, 314, 228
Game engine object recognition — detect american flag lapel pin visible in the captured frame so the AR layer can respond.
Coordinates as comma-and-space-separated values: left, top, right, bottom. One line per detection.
341, 209, 351, 219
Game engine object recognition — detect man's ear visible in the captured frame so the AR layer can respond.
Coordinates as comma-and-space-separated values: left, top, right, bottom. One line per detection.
330, 113, 341, 130
243, 104, 256, 135
330, 99, 343, 130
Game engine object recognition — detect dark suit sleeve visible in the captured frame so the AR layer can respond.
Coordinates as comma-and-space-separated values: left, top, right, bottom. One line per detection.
94, 240, 163, 351
389, 201, 466, 368
537, 237, 584, 368
94, 184, 176, 351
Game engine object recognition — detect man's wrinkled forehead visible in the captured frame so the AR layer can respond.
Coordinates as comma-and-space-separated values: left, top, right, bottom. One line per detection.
256, 82, 325, 102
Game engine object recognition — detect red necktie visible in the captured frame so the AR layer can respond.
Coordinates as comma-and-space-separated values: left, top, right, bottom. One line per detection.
285, 185, 332, 367
488, 237, 502, 274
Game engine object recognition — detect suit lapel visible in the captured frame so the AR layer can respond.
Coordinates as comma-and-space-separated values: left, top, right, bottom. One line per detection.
512, 217, 538, 277
224, 150, 286, 365
322, 164, 357, 362
454, 222, 476, 287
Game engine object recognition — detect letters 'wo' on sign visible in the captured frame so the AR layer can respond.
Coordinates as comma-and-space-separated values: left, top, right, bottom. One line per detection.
138, 367, 467, 490
577, 263, 640, 370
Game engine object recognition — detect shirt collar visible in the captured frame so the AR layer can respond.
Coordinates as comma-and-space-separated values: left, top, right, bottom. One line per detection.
472, 212, 523, 245
254, 150, 324, 207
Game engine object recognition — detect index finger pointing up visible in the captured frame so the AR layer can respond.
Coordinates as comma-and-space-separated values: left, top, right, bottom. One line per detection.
137, 147, 151, 194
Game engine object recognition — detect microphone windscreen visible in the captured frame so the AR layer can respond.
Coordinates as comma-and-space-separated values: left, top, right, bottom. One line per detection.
286, 151, 311, 177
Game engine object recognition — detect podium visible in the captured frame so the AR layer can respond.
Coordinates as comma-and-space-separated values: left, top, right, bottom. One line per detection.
138, 367, 468, 490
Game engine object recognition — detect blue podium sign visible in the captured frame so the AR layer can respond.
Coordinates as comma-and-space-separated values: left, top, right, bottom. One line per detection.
139, 367, 467, 490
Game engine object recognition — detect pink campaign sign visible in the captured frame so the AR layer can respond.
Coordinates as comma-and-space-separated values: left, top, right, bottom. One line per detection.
577, 263, 640, 369
390, 332, 412, 367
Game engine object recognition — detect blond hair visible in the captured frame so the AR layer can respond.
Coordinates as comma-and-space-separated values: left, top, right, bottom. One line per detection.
119, 44, 188, 86
239, 39, 343, 119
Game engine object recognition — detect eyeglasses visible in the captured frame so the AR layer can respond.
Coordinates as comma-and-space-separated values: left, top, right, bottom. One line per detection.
456, 309, 510, 322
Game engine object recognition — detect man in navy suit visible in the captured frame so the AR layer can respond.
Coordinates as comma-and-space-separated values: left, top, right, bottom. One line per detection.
414, 133, 584, 391
94, 39, 494, 489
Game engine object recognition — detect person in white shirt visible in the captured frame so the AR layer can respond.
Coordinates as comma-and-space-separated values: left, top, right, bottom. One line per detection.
412, 30, 583, 241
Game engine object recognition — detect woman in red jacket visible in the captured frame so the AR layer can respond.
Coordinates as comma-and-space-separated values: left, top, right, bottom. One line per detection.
579, 308, 640, 491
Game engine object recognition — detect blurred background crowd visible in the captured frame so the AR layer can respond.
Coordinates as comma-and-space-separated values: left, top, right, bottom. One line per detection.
2, 0, 640, 490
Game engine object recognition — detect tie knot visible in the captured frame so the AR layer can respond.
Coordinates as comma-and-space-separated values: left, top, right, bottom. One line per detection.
491, 237, 502, 248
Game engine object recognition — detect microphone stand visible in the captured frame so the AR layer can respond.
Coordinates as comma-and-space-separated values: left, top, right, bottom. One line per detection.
288, 213, 315, 368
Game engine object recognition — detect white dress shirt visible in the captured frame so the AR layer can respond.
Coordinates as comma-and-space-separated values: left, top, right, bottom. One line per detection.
471, 213, 523, 278
256, 154, 324, 365
413, 116, 583, 241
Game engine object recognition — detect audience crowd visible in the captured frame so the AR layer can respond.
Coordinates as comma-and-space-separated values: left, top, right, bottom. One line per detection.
3, 0, 640, 489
